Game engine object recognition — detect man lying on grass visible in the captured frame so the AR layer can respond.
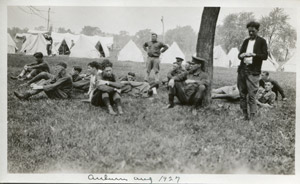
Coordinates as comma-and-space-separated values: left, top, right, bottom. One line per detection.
256, 81, 276, 108
11, 52, 50, 81
211, 84, 240, 101
165, 56, 209, 110
120, 72, 159, 98
14, 62, 72, 100
91, 64, 124, 115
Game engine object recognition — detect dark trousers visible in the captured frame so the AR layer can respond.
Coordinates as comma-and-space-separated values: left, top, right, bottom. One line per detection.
73, 80, 90, 92
169, 82, 206, 106
91, 90, 120, 107
27, 72, 54, 85
237, 70, 260, 114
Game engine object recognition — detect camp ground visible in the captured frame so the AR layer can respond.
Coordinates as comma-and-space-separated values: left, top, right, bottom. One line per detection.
161, 42, 185, 63
282, 54, 297, 72
213, 45, 230, 68
7, 33, 17, 54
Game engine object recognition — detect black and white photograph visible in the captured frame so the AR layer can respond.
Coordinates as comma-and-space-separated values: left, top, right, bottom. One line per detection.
0, 0, 299, 183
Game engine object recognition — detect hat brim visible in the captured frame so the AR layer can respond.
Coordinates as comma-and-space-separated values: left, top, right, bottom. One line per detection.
192, 56, 207, 63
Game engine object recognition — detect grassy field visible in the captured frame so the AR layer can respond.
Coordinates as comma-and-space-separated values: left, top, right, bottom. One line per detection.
7, 54, 296, 174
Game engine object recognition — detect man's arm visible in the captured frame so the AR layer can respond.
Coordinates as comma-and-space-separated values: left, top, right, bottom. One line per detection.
172, 71, 188, 82
271, 80, 286, 99
253, 38, 268, 60
28, 62, 47, 70
238, 40, 248, 60
160, 43, 169, 53
143, 42, 148, 52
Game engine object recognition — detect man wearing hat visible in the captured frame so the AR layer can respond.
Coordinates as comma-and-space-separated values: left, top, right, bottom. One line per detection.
11, 52, 50, 81
143, 33, 168, 82
175, 57, 184, 66
166, 56, 209, 109
14, 62, 73, 100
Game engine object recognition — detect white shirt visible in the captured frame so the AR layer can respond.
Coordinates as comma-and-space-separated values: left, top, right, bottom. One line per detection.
244, 39, 256, 65
88, 70, 103, 100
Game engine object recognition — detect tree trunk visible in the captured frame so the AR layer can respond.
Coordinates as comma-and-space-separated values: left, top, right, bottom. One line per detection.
196, 7, 220, 106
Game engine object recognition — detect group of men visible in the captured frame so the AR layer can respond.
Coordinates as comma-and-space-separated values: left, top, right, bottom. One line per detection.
11, 21, 287, 119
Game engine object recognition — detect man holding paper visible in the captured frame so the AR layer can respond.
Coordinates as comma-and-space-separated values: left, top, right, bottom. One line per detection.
237, 21, 268, 121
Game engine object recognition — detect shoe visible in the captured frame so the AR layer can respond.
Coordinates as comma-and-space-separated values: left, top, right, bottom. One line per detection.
11, 76, 19, 80
163, 104, 174, 109
14, 91, 27, 100
117, 105, 124, 115
107, 105, 117, 115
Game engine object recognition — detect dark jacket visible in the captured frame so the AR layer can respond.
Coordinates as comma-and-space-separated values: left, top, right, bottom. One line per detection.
259, 78, 286, 100
238, 36, 268, 75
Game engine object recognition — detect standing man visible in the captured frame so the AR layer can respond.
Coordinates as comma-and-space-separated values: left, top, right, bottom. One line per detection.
45, 34, 53, 56
237, 21, 268, 120
143, 33, 168, 82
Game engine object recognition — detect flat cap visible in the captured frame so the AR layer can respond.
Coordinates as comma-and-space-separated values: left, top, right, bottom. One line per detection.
175, 57, 184, 62
192, 56, 207, 63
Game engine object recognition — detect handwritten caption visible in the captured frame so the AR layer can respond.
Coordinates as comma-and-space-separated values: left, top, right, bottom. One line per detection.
88, 174, 181, 183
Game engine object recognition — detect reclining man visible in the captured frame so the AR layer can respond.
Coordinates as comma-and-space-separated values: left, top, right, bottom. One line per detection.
256, 81, 276, 108
211, 84, 240, 101
166, 56, 209, 109
11, 52, 50, 81
71, 66, 91, 92
120, 72, 159, 98
259, 71, 287, 101
91, 62, 124, 115
14, 62, 72, 100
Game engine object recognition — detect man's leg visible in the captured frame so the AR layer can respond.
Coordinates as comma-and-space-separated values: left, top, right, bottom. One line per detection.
144, 57, 153, 82
25, 72, 53, 86
25, 69, 40, 80
237, 71, 249, 120
11, 67, 27, 80
246, 74, 260, 120
113, 93, 123, 115
153, 57, 161, 83
102, 93, 116, 115
44, 89, 69, 99
192, 84, 206, 107
14, 89, 43, 100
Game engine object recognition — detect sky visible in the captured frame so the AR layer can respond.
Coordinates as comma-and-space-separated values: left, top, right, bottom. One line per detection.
7, 6, 297, 35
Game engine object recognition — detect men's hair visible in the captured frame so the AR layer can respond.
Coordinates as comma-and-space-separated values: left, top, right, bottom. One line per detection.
128, 72, 135, 77
265, 81, 273, 85
73, 66, 82, 73
101, 59, 113, 69
56, 62, 67, 69
262, 71, 269, 76
33, 52, 43, 58
88, 61, 100, 69
151, 33, 158, 36
246, 21, 260, 30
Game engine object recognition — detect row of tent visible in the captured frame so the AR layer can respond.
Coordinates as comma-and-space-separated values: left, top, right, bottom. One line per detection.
13, 32, 113, 58
7, 32, 296, 72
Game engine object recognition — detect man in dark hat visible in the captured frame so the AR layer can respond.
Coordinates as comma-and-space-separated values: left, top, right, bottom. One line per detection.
175, 57, 184, 66
237, 21, 268, 120
14, 62, 72, 100
11, 52, 50, 81
143, 32, 168, 82
165, 56, 209, 109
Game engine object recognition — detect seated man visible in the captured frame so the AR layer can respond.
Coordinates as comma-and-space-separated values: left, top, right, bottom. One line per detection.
70, 66, 91, 92
71, 66, 83, 82
11, 52, 50, 80
211, 84, 240, 101
259, 71, 287, 101
14, 62, 72, 100
166, 56, 209, 109
256, 81, 276, 108
120, 72, 159, 97
91, 65, 124, 115
162, 58, 186, 85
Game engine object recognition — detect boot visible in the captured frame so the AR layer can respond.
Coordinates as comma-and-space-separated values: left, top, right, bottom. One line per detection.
117, 105, 124, 115
107, 105, 117, 115
243, 109, 249, 120
165, 94, 175, 108
14, 91, 31, 100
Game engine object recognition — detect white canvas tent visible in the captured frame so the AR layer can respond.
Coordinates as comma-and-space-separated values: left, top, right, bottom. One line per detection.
282, 54, 296, 72
7, 33, 17, 53
69, 34, 100, 58
20, 33, 48, 55
87, 35, 110, 57
213, 45, 230, 68
227, 47, 240, 67
261, 53, 279, 72
51, 32, 80, 55
161, 42, 185, 64
118, 40, 144, 62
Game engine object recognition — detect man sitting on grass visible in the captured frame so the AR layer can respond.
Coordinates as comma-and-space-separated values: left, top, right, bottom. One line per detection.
259, 71, 287, 101
11, 52, 50, 81
71, 66, 83, 82
14, 62, 72, 100
166, 56, 210, 110
162, 58, 186, 85
91, 64, 124, 115
256, 81, 276, 108
211, 84, 240, 101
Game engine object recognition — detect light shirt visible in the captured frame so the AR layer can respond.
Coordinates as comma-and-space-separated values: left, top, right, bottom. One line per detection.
88, 70, 102, 100
244, 39, 256, 65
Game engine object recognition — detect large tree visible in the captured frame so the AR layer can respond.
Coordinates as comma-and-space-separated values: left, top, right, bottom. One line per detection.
259, 8, 297, 62
57, 27, 74, 34
80, 26, 103, 36
215, 12, 255, 53
196, 7, 220, 106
